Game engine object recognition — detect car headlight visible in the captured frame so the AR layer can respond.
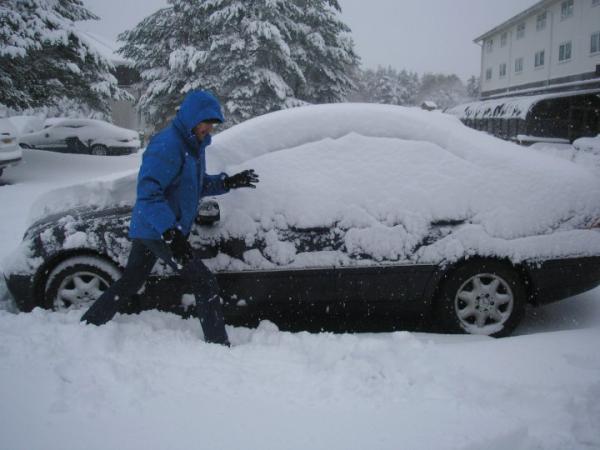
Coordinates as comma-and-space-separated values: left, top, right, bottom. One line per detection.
1, 137, 15, 144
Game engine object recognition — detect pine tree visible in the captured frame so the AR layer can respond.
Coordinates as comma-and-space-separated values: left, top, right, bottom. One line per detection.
0, 0, 129, 117
119, 0, 359, 128
290, 0, 359, 104
417, 73, 468, 110
355, 66, 420, 106
466, 75, 480, 100
118, 4, 197, 128
199, 0, 306, 125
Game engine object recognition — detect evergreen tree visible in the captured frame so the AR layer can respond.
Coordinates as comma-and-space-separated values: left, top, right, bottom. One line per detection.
0, 0, 129, 117
291, 0, 359, 104
118, 4, 196, 127
466, 75, 480, 100
417, 73, 468, 110
119, 0, 359, 127
354, 66, 419, 106
198, 0, 306, 125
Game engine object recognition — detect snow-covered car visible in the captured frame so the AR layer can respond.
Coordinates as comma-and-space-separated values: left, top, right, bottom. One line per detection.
573, 134, 600, 154
0, 118, 23, 178
5, 104, 600, 337
19, 118, 140, 156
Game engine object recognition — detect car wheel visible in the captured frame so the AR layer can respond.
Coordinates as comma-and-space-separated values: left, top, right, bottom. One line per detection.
435, 259, 526, 337
90, 144, 108, 156
44, 256, 121, 311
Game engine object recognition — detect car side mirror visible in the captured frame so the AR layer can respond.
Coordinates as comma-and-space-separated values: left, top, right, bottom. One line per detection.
196, 199, 220, 226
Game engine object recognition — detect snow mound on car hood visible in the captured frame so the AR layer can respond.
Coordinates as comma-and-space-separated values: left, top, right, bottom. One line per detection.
27, 170, 138, 225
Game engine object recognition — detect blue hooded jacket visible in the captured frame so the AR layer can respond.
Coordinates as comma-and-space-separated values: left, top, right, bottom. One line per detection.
129, 91, 228, 240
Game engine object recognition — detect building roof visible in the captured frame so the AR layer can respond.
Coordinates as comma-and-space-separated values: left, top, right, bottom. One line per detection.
473, 0, 554, 43
446, 89, 600, 120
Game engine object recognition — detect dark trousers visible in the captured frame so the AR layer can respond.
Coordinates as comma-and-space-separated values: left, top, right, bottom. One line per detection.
80, 239, 229, 345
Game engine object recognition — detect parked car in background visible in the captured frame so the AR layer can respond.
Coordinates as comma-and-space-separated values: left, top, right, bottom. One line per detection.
5, 104, 600, 337
19, 118, 140, 156
0, 118, 23, 178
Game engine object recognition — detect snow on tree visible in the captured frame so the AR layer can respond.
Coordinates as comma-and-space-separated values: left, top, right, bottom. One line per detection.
416, 73, 468, 110
466, 75, 480, 100
290, 0, 359, 104
118, 4, 198, 128
353, 66, 419, 106
0, 0, 130, 118
119, 0, 359, 128
197, 0, 307, 125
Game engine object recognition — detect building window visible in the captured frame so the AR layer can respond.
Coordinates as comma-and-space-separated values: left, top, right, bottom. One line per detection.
536, 12, 547, 30
515, 57, 524, 73
516, 22, 525, 39
485, 68, 492, 80
499, 63, 507, 78
559, 41, 572, 61
486, 39, 493, 53
500, 32, 507, 47
535, 50, 545, 67
592, 32, 600, 53
561, 0, 574, 19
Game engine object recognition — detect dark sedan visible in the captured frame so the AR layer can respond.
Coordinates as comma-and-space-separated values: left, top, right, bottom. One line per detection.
6, 200, 600, 337
5, 104, 600, 337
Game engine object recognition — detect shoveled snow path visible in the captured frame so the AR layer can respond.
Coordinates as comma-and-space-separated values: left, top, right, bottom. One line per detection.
1, 309, 599, 450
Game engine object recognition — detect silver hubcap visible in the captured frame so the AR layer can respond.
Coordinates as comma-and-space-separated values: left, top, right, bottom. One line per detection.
54, 271, 110, 310
454, 273, 514, 333
92, 146, 107, 156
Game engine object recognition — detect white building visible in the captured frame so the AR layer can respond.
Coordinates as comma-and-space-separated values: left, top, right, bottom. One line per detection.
476, 0, 600, 98
448, 0, 600, 143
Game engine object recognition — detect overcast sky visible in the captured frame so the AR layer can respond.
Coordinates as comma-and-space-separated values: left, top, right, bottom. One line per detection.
80, 0, 534, 80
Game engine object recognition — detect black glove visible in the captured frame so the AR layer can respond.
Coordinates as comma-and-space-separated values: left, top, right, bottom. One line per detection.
162, 227, 193, 265
223, 169, 259, 189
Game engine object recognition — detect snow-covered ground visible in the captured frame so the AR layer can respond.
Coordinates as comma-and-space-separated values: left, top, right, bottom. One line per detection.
1, 147, 600, 450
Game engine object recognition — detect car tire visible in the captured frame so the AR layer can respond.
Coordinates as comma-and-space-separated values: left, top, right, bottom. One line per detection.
434, 259, 526, 338
44, 255, 121, 311
90, 144, 108, 156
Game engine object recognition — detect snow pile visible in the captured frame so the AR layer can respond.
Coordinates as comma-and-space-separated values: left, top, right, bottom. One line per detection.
27, 171, 138, 225
0, 309, 599, 450
573, 134, 600, 154
208, 104, 600, 264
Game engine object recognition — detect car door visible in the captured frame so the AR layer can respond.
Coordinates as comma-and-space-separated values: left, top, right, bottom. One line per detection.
30, 124, 69, 151
334, 219, 464, 320
335, 264, 436, 319
191, 223, 338, 325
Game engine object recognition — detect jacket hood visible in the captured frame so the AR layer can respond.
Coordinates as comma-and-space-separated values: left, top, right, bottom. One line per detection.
172, 91, 224, 146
